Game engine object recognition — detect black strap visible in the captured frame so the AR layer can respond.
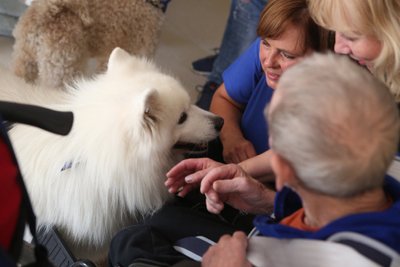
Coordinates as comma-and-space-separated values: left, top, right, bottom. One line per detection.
0, 101, 73, 136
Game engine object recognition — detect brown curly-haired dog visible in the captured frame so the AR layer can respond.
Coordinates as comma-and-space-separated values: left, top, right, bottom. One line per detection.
12, 0, 165, 88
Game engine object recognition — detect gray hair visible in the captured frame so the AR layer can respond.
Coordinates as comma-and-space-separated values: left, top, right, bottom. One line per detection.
267, 52, 399, 197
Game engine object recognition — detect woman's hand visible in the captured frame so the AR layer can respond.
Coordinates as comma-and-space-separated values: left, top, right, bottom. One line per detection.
222, 135, 257, 163
209, 84, 256, 163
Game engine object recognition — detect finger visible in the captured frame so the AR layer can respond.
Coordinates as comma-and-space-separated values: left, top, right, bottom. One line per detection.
236, 143, 256, 163
169, 168, 213, 194
202, 245, 214, 265
176, 184, 196, 197
166, 183, 181, 194
166, 166, 210, 190
165, 174, 193, 192
235, 150, 248, 163
232, 231, 248, 250
232, 231, 247, 241
200, 164, 239, 193
230, 150, 242, 164
241, 147, 255, 163
199, 168, 225, 194
184, 168, 212, 184
223, 151, 233, 164
166, 158, 207, 177
167, 184, 187, 194
166, 160, 214, 192
165, 177, 185, 188
205, 196, 224, 214
218, 234, 232, 242
165, 171, 192, 186
212, 178, 244, 194
205, 188, 220, 203
205, 189, 224, 209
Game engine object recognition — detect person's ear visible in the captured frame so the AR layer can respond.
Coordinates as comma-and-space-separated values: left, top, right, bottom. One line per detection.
270, 150, 296, 191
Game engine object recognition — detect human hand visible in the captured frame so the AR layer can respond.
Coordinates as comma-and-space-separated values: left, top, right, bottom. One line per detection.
199, 164, 275, 214
222, 136, 257, 163
202, 231, 251, 267
165, 158, 223, 197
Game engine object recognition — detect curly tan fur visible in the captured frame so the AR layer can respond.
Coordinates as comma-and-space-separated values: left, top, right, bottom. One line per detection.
12, 0, 165, 88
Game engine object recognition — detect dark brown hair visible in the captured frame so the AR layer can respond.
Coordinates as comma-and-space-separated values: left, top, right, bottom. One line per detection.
257, 0, 332, 53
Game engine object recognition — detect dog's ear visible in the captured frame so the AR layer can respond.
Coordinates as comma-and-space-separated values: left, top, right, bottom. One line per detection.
141, 89, 161, 131
107, 47, 157, 74
108, 47, 131, 71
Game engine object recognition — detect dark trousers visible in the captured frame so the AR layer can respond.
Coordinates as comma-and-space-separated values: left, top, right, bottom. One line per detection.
108, 192, 254, 267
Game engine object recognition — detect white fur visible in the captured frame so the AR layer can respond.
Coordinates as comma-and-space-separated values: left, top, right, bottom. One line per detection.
0, 48, 222, 261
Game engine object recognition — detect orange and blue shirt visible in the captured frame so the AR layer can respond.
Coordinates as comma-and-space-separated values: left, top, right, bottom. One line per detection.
253, 176, 400, 253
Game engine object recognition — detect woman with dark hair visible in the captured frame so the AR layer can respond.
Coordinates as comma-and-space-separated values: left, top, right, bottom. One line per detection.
209, 0, 331, 166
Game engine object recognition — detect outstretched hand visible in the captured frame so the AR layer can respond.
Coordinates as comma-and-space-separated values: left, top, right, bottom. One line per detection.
165, 158, 224, 197
166, 158, 275, 214
199, 164, 275, 214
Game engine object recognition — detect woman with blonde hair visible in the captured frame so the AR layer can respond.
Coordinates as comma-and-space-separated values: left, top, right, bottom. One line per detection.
307, 0, 400, 102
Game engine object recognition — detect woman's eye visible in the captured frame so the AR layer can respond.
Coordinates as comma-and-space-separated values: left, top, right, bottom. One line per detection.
341, 33, 359, 42
262, 40, 270, 48
178, 112, 187, 124
281, 52, 295, 60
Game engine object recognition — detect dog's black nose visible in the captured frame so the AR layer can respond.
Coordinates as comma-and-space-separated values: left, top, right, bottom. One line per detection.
214, 116, 224, 132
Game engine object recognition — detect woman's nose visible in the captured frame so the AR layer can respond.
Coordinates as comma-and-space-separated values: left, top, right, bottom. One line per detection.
334, 32, 351, 55
264, 50, 278, 68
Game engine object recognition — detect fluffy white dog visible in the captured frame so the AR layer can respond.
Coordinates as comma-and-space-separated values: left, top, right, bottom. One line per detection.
0, 47, 223, 262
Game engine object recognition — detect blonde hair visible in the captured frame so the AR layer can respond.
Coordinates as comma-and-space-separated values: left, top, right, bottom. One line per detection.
307, 0, 400, 102
257, 0, 331, 54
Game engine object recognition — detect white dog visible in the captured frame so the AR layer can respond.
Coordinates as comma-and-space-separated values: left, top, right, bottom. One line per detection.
0, 47, 223, 262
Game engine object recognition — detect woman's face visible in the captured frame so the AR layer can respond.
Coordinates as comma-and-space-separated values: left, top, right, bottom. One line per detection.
334, 32, 382, 70
260, 24, 311, 89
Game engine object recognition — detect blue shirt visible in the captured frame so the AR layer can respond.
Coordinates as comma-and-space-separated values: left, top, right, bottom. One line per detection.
253, 176, 400, 253
222, 38, 274, 155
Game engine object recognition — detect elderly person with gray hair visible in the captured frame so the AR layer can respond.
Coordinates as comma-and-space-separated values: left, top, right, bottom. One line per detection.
166, 52, 400, 266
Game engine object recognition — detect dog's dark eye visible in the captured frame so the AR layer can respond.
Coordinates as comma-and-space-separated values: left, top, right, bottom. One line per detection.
178, 112, 187, 124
